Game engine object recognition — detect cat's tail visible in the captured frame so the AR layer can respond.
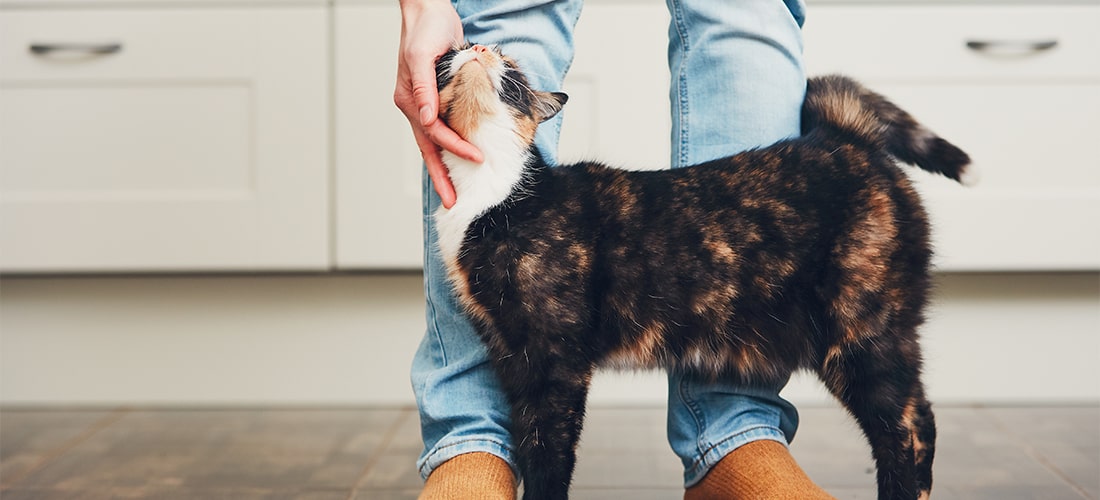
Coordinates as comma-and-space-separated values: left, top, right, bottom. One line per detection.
802, 75, 977, 186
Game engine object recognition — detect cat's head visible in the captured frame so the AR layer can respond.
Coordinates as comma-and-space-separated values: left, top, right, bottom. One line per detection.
435, 43, 568, 148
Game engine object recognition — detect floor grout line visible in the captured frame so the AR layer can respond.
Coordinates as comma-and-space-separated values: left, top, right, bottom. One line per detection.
0, 407, 131, 492
345, 408, 415, 500
978, 406, 1096, 500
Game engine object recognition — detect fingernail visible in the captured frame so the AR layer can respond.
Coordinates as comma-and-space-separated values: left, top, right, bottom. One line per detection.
419, 106, 433, 125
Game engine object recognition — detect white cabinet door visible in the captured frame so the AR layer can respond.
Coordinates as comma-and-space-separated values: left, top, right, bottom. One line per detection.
559, 3, 671, 169
333, 3, 424, 269
0, 8, 329, 272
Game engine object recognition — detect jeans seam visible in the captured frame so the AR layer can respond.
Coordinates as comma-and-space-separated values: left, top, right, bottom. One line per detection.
668, 0, 690, 169
676, 377, 708, 466
423, 171, 448, 367
677, 68, 690, 169
560, 2, 583, 142
424, 285, 448, 367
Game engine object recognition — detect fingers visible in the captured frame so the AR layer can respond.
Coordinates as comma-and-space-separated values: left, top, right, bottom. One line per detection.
398, 51, 482, 163
395, 0, 480, 208
413, 127, 458, 209
395, 52, 480, 207
427, 156, 458, 210
398, 81, 479, 209
423, 118, 483, 164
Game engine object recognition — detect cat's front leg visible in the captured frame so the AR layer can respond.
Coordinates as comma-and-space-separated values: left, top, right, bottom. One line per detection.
495, 352, 593, 500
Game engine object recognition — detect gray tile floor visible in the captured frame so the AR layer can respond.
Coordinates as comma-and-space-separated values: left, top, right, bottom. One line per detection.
0, 405, 1096, 499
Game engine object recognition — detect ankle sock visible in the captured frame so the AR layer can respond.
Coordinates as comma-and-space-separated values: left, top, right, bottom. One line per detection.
418, 452, 516, 500
684, 440, 836, 500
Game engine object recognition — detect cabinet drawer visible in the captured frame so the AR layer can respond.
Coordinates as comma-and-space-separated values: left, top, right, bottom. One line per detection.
805, 5, 1100, 270
804, 5, 1100, 81
0, 8, 329, 272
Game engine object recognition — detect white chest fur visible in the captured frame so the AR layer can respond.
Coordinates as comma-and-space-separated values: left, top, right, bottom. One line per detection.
433, 108, 530, 270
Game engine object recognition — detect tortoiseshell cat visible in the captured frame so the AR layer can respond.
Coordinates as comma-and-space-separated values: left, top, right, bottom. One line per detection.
433, 43, 973, 500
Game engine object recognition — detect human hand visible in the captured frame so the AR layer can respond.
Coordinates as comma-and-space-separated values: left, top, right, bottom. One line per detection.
395, 0, 482, 209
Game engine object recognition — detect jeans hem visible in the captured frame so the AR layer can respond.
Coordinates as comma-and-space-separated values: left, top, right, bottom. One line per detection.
682, 425, 789, 488
418, 437, 518, 481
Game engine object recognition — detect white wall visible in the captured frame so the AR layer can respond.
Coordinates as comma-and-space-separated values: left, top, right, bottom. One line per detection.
1, 272, 1097, 406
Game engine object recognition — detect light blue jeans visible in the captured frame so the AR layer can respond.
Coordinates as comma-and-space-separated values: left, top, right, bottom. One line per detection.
413, 0, 807, 488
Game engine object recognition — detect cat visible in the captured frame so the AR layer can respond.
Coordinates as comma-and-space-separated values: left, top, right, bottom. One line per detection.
432, 42, 973, 500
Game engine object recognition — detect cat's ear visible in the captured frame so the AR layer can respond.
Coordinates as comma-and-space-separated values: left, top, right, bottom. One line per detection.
533, 91, 569, 122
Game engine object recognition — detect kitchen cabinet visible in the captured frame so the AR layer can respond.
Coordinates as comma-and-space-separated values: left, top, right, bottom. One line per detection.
0, 7, 329, 272
3, 1, 1095, 272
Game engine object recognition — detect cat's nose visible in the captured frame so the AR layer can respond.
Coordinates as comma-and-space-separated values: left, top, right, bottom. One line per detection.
472, 45, 489, 53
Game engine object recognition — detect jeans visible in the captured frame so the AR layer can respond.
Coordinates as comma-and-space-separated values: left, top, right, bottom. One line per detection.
413, 0, 807, 487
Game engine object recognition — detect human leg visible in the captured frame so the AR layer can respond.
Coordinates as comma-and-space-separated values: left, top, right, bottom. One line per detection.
662, 0, 829, 493
413, 0, 583, 485
667, 0, 806, 168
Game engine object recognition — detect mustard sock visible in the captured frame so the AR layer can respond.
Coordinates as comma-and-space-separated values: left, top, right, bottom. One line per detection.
418, 452, 517, 500
684, 440, 836, 500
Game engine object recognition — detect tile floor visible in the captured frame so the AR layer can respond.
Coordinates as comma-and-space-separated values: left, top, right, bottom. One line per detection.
0, 404, 1096, 499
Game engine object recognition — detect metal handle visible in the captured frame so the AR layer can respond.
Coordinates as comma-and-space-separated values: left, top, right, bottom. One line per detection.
29, 42, 123, 55
966, 39, 1059, 53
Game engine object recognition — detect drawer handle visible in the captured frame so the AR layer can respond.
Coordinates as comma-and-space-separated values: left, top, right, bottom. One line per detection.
965, 39, 1058, 53
29, 42, 123, 55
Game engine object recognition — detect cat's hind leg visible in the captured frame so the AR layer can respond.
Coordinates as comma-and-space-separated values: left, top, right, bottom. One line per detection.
816, 327, 932, 500
907, 388, 937, 499
494, 351, 593, 500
